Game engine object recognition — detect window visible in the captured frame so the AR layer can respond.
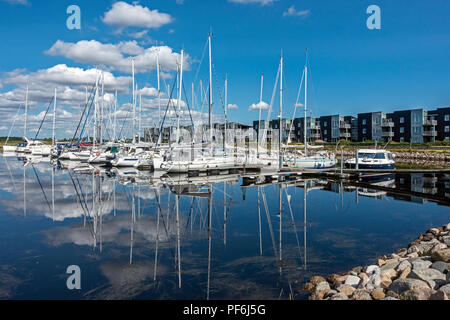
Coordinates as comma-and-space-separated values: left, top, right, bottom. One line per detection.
324, 130, 327, 135
400, 127, 404, 133
362, 128, 367, 134
445, 126, 450, 133
362, 119, 367, 125
400, 137, 404, 142
324, 121, 328, 127
400, 117, 404, 124
445, 114, 450, 121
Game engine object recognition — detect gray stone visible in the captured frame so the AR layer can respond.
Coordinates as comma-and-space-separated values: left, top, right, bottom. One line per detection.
430, 261, 450, 274
396, 260, 412, 272
382, 297, 399, 300
389, 278, 430, 294
418, 239, 441, 255
344, 275, 361, 288
411, 259, 432, 270
330, 293, 348, 300
336, 284, 355, 296
432, 249, 450, 262
409, 268, 446, 285
380, 260, 399, 272
429, 291, 448, 300
365, 265, 380, 275
400, 288, 435, 300
445, 223, 450, 232
439, 284, 450, 296
310, 281, 331, 300
352, 289, 372, 300
443, 236, 450, 246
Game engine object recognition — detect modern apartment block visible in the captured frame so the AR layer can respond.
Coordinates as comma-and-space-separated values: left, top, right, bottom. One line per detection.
292, 117, 321, 142
431, 107, 450, 141
388, 109, 437, 143
145, 106, 450, 144
357, 112, 388, 142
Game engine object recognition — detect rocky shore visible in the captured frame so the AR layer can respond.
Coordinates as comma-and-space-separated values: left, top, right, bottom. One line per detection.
305, 223, 450, 300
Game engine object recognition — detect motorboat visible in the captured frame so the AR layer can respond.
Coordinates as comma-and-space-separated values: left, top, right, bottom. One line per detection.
345, 149, 395, 169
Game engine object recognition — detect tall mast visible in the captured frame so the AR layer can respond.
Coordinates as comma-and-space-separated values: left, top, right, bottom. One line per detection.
156, 50, 161, 128
139, 91, 142, 143
175, 49, 184, 145
93, 78, 98, 149
52, 88, 57, 146
132, 58, 136, 144
24, 84, 28, 138
258, 73, 263, 157
304, 49, 308, 156
208, 34, 213, 151
100, 71, 104, 146
224, 74, 227, 154
114, 90, 117, 142
279, 55, 283, 170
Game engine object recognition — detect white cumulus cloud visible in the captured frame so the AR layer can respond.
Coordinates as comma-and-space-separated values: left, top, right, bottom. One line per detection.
102, 1, 173, 29
248, 101, 269, 111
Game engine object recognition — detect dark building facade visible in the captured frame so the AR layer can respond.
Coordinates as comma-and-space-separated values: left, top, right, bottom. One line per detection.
431, 107, 450, 141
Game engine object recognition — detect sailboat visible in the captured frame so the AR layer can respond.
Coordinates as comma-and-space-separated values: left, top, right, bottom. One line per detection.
283, 51, 336, 169
160, 36, 237, 173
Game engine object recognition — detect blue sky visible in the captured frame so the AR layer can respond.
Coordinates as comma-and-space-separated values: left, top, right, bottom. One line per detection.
0, 0, 449, 139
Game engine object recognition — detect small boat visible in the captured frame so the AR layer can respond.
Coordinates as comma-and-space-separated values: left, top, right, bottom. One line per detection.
345, 149, 395, 169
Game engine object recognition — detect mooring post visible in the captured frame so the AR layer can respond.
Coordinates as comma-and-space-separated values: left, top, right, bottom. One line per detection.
355, 149, 359, 170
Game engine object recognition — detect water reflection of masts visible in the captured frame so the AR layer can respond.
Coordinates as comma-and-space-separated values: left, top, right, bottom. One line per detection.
154, 189, 161, 281
207, 184, 213, 300
130, 182, 135, 264
175, 192, 181, 288
23, 162, 26, 217
278, 183, 282, 275
258, 187, 262, 255
260, 186, 278, 261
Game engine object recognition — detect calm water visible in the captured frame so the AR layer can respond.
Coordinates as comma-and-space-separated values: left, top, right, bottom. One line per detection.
0, 154, 449, 300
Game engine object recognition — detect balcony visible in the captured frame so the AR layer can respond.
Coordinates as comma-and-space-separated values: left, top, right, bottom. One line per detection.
423, 130, 437, 137
381, 119, 394, 127
339, 132, 351, 138
424, 120, 437, 126
381, 131, 394, 137
339, 122, 351, 129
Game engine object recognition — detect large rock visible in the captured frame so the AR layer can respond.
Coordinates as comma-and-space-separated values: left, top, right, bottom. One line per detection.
336, 284, 355, 296
400, 288, 435, 300
411, 259, 432, 270
431, 249, 450, 262
431, 243, 448, 254
429, 291, 448, 300
430, 261, 450, 274
380, 259, 400, 272
365, 265, 380, 275
409, 268, 446, 285
439, 284, 450, 296
309, 281, 331, 300
371, 288, 385, 300
443, 236, 450, 246
352, 289, 372, 300
344, 275, 361, 288
389, 278, 430, 294
396, 260, 411, 272
330, 293, 348, 300
399, 266, 412, 279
